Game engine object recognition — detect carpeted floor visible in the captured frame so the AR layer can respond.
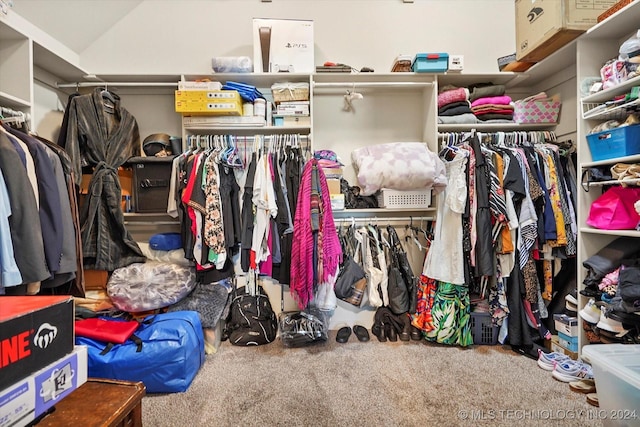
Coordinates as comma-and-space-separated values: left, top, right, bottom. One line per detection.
141, 333, 603, 427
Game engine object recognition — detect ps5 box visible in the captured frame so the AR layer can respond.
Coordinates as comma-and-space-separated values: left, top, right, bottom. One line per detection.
253, 18, 314, 73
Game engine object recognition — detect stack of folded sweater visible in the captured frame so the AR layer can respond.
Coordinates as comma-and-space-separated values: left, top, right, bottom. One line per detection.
437, 86, 478, 124
469, 84, 514, 123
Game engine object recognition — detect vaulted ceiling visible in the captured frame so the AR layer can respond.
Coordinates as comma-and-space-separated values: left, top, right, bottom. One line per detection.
12, 0, 143, 53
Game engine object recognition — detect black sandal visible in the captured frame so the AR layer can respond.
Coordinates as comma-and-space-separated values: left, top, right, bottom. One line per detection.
353, 325, 370, 342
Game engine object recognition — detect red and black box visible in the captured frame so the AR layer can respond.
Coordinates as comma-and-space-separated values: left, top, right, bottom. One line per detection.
0, 296, 74, 391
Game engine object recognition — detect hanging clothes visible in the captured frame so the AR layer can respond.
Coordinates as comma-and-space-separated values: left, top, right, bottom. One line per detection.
0, 132, 49, 285
290, 159, 342, 309
61, 87, 145, 270
423, 149, 468, 285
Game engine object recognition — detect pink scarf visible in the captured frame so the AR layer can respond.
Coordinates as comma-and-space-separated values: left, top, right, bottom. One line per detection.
290, 159, 342, 309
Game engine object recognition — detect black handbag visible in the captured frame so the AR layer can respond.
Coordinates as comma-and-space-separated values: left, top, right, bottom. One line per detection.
334, 225, 367, 302
334, 256, 366, 299
387, 226, 418, 314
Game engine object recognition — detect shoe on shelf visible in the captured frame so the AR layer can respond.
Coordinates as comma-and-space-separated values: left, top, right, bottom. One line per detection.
552, 359, 594, 383
597, 306, 630, 336
569, 379, 596, 394
565, 292, 578, 311
537, 349, 571, 371
566, 290, 578, 306
336, 326, 351, 343
579, 299, 601, 324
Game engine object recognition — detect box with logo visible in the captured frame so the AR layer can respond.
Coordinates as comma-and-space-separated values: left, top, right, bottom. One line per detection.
253, 18, 314, 73
125, 156, 174, 213
515, 0, 617, 62
0, 346, 88, 427
412, 53, 449, 73
175, 98, 243, 116
0, 296, 74, 392
174, 90, 239, 102
553, 313, 579, 337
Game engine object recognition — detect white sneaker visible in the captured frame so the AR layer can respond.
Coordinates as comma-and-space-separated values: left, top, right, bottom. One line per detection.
552, 360, 594, 383
537, 349, 571, 371
596, 306, 629, 335
579, 299, 601, 324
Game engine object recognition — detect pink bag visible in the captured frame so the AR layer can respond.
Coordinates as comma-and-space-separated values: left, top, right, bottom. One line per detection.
587, 186, 640, 230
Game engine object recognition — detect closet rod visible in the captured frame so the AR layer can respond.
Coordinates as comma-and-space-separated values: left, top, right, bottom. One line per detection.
313, 81, 433, 89
335, 216, 434, 224
56, 82, 178, 88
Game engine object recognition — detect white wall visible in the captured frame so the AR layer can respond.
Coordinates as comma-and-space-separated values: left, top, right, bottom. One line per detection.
79, 0, 516, 75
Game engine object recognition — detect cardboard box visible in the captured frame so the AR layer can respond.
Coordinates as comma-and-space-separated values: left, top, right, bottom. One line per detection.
0, 346, 88, 427
558, 331, 579, 352
553, 313, 579, 337
175, 90, 239, 102
175, 98, 242, 115
273, 115, 311, 127
515, 0, 617, 62
253, 18, 314, 73
326, 178, 341, 195
550, 335, 578, 360
330, 193, 345, 211
83, 269, 109, 290
0, 296, 74, 392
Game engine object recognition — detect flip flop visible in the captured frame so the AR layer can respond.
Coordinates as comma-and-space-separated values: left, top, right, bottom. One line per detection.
586, 393, 599, 407
336, 326, 351, 343
353, 325, 370, 342
569, 379, 596, 394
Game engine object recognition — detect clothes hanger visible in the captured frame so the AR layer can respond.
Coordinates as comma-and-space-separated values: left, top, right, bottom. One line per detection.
101, 83, 116, 104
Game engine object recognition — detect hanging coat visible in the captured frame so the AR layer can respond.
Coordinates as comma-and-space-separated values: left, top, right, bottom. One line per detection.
62, 88, 145, 270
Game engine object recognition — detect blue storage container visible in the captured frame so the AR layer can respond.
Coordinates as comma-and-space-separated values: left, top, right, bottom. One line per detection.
412, 53, 449, 73
586, 124, 640, 161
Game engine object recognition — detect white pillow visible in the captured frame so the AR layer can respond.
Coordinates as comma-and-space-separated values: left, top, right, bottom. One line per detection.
351, 142, 447, 196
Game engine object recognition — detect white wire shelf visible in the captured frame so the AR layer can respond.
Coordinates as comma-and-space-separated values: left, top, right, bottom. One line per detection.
582, 98, 640, 120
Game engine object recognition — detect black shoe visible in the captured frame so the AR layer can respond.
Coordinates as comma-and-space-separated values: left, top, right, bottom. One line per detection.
385, 323, 397, 342
399, 323, 410, 342
336, 326, 351, 343
372, 322, 387, 342
410, 325, 423, 341
353, 325, 370, 342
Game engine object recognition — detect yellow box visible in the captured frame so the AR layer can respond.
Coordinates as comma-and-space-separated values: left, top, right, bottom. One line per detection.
175, 90, 239, 101
515, 0, 616, 62
175, 98, 243, 115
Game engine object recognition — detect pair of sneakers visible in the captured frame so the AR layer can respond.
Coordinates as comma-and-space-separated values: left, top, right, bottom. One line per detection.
537, 350, 594, 383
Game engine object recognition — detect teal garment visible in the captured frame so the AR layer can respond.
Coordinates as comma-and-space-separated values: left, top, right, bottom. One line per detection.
425, 281, 473, 347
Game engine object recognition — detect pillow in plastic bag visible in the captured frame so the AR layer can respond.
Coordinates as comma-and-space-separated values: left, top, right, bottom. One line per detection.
351, 142, 447, 196
107, 262, 196, 312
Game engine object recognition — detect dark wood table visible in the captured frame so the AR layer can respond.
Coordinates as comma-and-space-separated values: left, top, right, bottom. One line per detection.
37, 378, 146, 427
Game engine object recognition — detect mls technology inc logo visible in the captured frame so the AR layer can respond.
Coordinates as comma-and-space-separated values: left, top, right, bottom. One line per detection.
528, 7, 544, 23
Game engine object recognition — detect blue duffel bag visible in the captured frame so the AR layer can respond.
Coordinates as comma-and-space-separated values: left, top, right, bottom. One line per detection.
75, 310, 205, 393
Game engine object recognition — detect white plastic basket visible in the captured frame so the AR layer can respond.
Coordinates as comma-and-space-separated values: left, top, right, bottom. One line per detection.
376, 189, 432, 209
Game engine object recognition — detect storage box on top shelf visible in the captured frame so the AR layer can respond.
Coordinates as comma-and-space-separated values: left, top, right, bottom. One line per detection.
0, 346, 88, 427
253, 18, 314, 73
412, 53, 449, 73
0, 296, 74, 391
515, 0, 617, 62
582, 344, 640, 426
586, 123, 640, 161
